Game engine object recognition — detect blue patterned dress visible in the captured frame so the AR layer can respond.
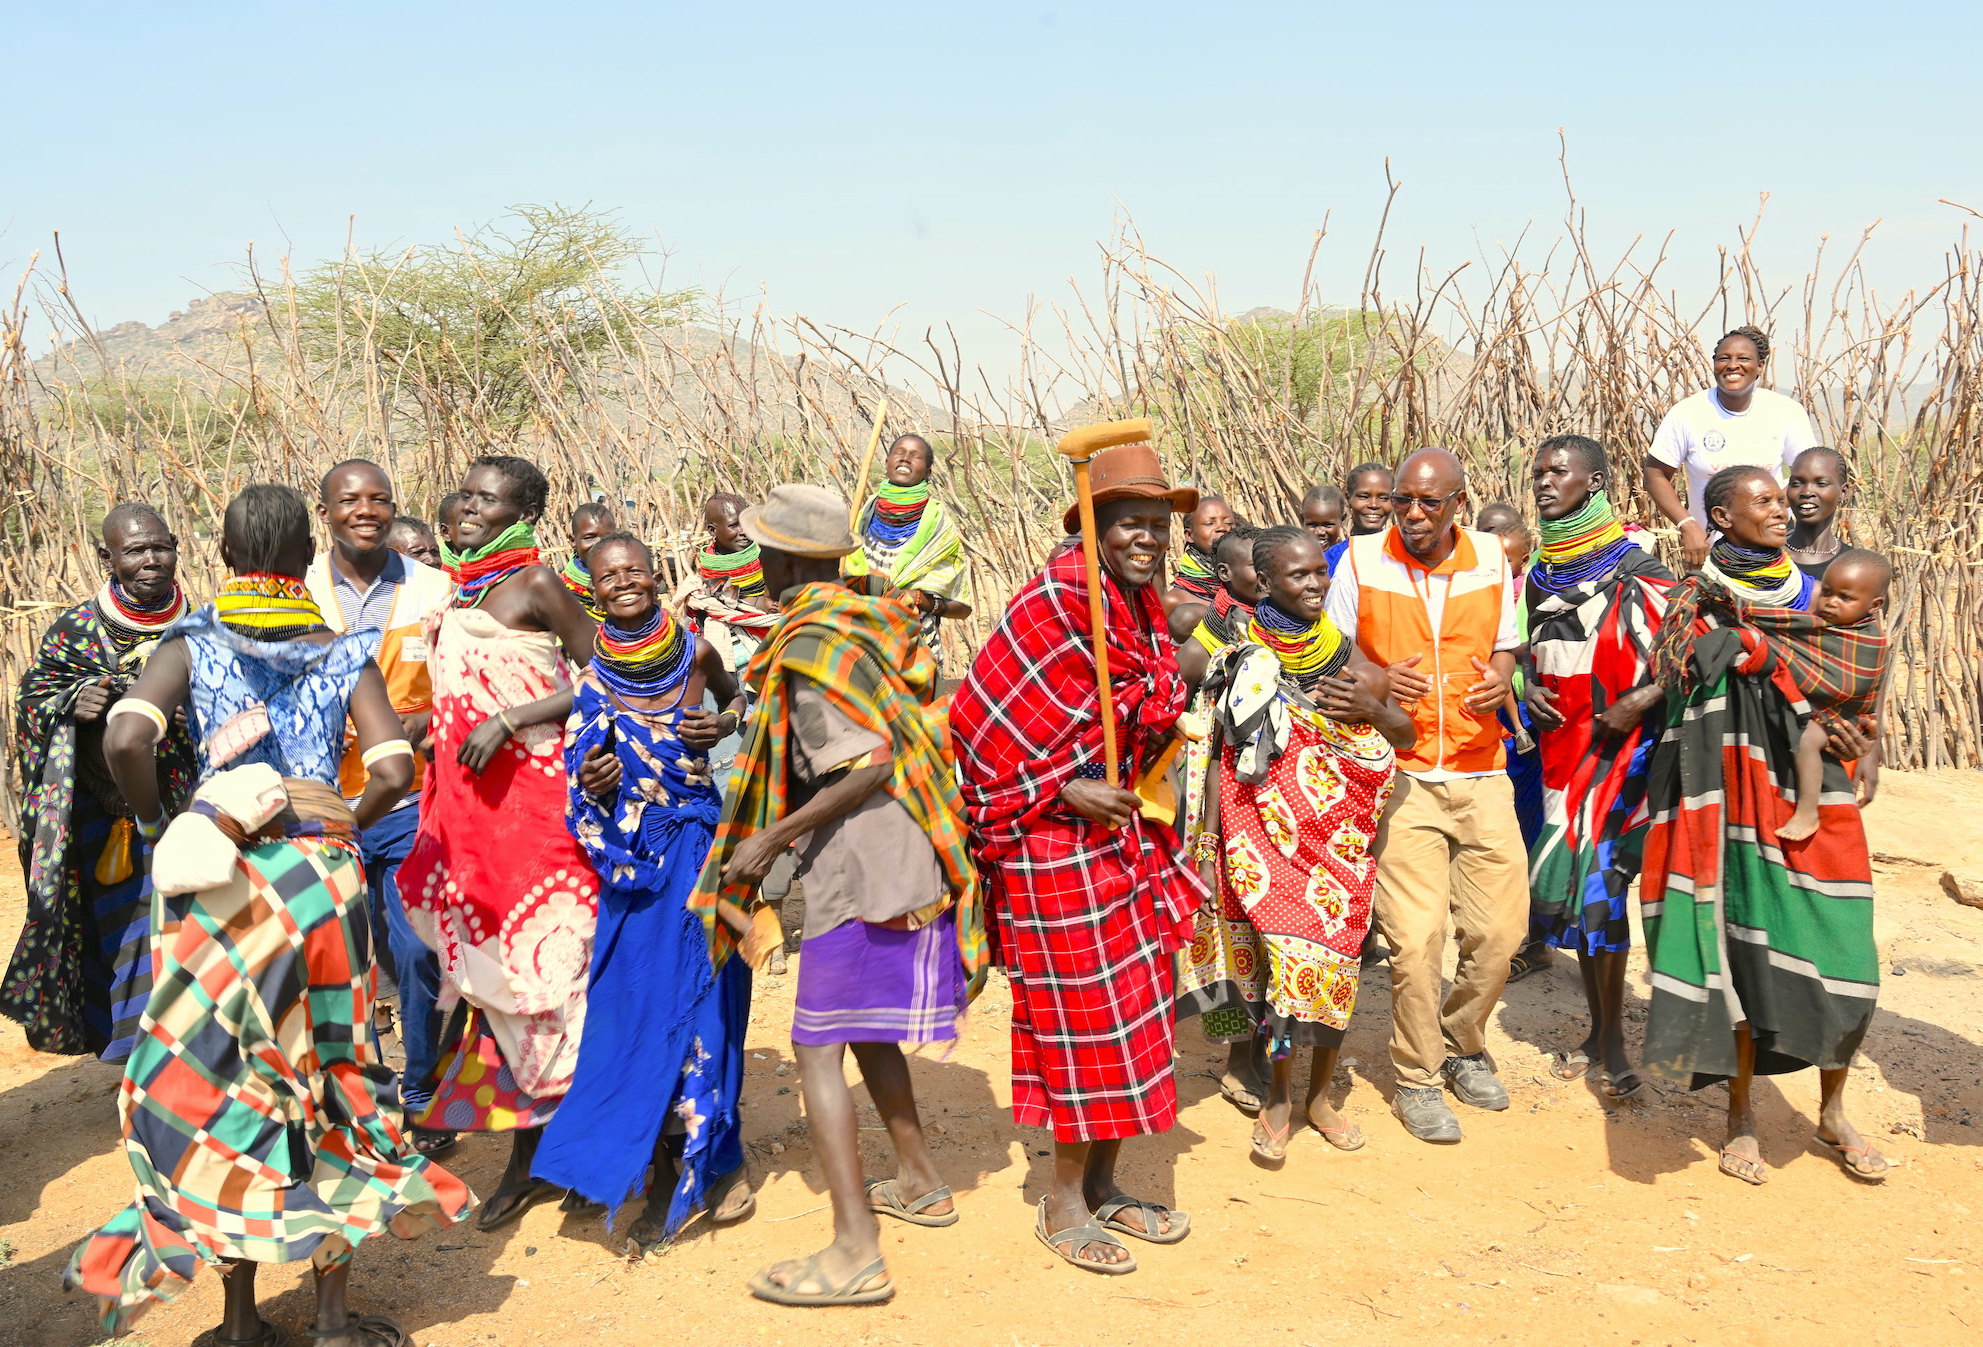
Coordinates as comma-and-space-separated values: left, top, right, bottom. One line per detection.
533, 668, 745, 1234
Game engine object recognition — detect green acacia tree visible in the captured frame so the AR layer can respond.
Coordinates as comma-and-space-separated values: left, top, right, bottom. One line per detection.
292, 203, 697, 444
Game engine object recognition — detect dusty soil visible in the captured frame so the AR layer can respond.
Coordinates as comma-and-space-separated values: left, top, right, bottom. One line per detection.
3, 772, 1981, 1347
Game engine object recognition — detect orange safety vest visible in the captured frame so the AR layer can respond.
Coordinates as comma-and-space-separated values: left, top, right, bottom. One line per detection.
305, 553, 455, 799
1338, 527, 1514, 776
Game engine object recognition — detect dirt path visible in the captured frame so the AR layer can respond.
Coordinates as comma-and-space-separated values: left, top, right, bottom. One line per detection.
3, 772, 1980, 1347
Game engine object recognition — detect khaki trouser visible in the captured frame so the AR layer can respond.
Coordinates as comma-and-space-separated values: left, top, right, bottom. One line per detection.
1372, 772, 1529, 1089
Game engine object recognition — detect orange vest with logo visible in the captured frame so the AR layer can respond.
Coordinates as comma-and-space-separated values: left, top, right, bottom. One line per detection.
1339, 527, 1513, 776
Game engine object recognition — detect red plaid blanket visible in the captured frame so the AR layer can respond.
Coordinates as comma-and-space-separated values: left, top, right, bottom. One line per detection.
952, 544, 1204, 1141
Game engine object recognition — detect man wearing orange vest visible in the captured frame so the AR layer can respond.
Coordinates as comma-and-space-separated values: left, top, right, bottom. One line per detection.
1325, 448, 1526, 1144
307, 459, 458, 1154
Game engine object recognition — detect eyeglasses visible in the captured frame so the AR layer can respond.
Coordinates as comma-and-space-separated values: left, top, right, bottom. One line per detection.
1383, 490, 1463, 516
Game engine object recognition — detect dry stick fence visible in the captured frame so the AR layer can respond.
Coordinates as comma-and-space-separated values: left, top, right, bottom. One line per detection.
2, 203, 1979, 827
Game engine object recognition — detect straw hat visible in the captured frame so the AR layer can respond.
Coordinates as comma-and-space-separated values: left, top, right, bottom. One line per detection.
740, 483, 860, 559
1061, 441, 1200, 533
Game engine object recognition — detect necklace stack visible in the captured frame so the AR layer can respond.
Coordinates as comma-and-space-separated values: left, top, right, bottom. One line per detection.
450, 521, 542, 608
595, 605, 695, 699
1531, 492, 1638, 594
1248, 596, 1351, 690
866, 481, 931, 547
214, 574, 327, 638
99, 578, 187, 636
699, 541, 767, 599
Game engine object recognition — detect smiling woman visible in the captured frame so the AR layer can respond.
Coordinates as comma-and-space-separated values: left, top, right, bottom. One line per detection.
1176, 524, 1413, 1165
1643, 326, 1817, 569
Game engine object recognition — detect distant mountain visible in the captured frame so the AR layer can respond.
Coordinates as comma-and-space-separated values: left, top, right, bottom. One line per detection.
28, 292, 943, 439
31, 292, 264, 388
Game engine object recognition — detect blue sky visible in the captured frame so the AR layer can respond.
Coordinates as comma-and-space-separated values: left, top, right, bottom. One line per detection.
8, 1, 1980, 377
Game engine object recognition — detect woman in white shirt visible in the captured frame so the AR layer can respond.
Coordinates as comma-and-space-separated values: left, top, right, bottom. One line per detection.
1643, 325, 1815, 569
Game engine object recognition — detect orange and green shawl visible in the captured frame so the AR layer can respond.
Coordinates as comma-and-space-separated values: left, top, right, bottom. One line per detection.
689, 578, 987, 996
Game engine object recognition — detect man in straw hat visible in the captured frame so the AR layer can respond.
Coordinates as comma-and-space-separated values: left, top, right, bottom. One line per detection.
953, 441, 1204, 1275
693, 484, 987, 1308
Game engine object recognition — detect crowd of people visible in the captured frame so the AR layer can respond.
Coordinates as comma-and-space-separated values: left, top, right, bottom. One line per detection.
0, 325, 1902, 1338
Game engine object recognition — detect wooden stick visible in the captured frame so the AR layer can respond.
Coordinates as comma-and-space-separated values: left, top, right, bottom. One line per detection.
1054, 418, 1153, 789
1067, 454, 1120, 785
846, 395, 891, 527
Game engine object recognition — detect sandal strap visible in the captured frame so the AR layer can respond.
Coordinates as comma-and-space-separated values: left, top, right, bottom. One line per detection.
867, 1178, 953, 1215
1044, 1220, 1127, 1256
1094, 1195, 1168, 1225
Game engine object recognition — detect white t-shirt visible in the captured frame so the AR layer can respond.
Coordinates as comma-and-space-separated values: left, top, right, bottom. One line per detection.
1646, 386, 1816, 521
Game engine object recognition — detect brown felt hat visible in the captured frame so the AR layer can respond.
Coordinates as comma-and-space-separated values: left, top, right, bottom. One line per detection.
740, 483, 860, 559
1061, 441, 1199, 533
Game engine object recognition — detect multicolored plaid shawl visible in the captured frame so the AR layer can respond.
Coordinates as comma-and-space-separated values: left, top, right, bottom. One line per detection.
1654, 576, 1885, 729
690, 579, 987, 995
1638, 575, 1882, 1084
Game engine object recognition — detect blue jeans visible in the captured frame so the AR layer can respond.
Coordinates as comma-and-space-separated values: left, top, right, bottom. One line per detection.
361, 802, 444, 1117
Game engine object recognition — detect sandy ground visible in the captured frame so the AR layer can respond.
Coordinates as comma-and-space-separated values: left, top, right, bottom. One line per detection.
2, 772, 1981, 1347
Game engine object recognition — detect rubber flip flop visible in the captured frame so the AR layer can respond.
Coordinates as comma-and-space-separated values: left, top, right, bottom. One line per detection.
1506, 949, 1552, 983
866, 1178, 958, 1227
747, 1253, 894, 1307
474, 1177, 557, 1232
1093, 1194, 1190, 1245
1814, 1134, 1890, 1182
1550, 1050, 1593, 1081
1035, 1197, 1136, 1275
1250, 1116, 1292, 1166
1219, 1075, 1264, 1115
1718, 1147, 1770, 1186
410, 1127, 458, 1158
1604, 1070, 1647, 1100
1313, 1121, 1368, 1152
306, 1315, 405, 1346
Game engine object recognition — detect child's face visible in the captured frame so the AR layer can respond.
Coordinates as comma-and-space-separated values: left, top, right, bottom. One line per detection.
1813, 562, 1887, 627
1498, 528, 1532, 573
1302, 500, 1345, 546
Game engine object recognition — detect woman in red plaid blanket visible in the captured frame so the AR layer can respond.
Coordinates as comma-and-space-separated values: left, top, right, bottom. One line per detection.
953, 441, 1206, 1276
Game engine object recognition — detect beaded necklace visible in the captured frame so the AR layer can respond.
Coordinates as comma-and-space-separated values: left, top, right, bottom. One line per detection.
1247, 595, 1351, 690
594, 604, 695, 699
698, 541, 767, 599
1531, 492, 1639, 595
1702, 538, 1810, 608
865, 480, 931, 547
559, 552, 602, 619
99, 578, 187, 636
213, 573, 327, 638
448, 521, 541, 609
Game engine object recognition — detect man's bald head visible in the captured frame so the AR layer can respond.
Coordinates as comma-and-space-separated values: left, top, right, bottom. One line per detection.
1395, 447, 1466, 494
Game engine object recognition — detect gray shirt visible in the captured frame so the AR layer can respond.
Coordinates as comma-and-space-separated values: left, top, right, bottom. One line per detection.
788, 676, 944, 940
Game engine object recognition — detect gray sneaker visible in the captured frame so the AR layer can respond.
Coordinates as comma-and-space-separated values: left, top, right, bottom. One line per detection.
1443, 1052, 1510, 1110
1392, 1085, 1462, 1143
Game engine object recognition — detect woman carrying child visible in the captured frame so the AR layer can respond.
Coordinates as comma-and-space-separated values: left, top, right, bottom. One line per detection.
1638, 464, 1891, 1188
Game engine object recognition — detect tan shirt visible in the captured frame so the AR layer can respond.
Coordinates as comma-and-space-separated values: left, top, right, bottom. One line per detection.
788, 676, 944, 940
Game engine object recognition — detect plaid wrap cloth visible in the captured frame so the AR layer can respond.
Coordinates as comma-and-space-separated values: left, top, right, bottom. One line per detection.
1654, 576, 1887, 730
952, 544, 1205, 1141
690, 578, 987, 996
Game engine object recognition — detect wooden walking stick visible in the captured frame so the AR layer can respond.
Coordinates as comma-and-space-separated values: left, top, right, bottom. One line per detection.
846, 395, 892, 528
1053, 417, 1154, 788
